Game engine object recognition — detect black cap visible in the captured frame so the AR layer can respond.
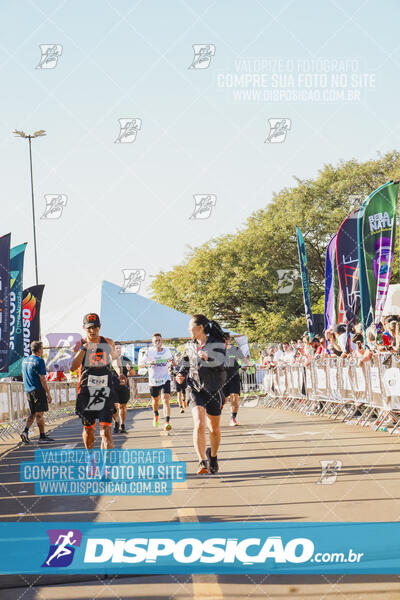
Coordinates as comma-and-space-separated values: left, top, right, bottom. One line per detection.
83, 313, 101, 328
335, 324, 346, 334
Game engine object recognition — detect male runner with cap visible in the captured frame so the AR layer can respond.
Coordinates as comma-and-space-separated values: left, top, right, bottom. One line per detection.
223, 333, 245, 426
112, 344, 133, 434
71, 313, 126, 449
139, 333, 172, 431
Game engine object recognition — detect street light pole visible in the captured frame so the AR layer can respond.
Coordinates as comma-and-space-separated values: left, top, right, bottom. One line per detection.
13, 129, 46, 287
27, 135, 39, 286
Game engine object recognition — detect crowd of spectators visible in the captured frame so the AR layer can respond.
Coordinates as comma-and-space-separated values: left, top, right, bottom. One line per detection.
260, 315, 400, 367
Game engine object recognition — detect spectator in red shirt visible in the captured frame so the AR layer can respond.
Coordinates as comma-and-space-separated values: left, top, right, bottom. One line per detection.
47, 371, 67, 382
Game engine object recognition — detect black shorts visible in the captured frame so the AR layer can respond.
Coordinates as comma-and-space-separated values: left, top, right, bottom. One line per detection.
188, 388, 224, 416
75, 391, 115, 428
176, 380, 187, 392
150, 380, 171, 398
27, 388, 48, 414
223, 374, 241, 397
115, 386, 130, 404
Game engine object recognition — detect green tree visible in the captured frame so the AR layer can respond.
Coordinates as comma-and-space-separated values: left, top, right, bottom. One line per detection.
151, 151, 400, 342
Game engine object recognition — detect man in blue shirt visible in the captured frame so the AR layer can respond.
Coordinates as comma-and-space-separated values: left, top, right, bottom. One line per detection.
21, 340, 54, 444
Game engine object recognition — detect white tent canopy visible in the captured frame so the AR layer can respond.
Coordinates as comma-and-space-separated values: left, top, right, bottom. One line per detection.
99, 281, 247, 351
100, 280, 192, 341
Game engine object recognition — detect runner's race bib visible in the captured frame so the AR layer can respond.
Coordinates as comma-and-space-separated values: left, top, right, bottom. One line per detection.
88, 374, 108, 387
86, 374, 110, 411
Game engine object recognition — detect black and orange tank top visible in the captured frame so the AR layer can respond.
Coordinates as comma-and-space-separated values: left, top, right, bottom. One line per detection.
77, 336, 113, 393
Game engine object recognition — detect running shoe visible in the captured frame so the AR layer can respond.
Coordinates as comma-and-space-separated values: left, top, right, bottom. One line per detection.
38, 436, 53, 444
120, 424, 126, 433
153, 415, 159, 428
114, 422, 120, 434
165, 423, 172, 431
206, 447, 219, 474
197, 460, 209, 475
180, 408, 185, 414
20, 431, 30, 444
230, 417, 239, 427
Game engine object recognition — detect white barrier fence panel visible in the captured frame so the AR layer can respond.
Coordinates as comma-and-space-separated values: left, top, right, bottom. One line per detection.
261, 353, 400, 433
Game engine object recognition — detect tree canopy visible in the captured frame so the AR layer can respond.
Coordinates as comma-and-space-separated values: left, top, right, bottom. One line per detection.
151, 151, 400, 343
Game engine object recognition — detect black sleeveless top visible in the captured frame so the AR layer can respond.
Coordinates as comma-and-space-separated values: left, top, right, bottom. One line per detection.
77, 336, 113, 393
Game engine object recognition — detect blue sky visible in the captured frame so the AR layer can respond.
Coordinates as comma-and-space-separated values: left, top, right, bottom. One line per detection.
1, 0, 399, 335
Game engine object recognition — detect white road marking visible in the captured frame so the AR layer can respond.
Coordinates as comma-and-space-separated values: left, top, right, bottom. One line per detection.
243, 429, 285, 439
242, 429, 320, 439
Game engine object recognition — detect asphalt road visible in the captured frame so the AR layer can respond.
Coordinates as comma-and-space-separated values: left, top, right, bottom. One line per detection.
1, 401, 400, 599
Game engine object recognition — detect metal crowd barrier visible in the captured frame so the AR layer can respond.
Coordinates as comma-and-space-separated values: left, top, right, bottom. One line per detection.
262, 354, 400, 434
240, 369, 258, 394
0, 376, 181, 441
0, 381, 77, 442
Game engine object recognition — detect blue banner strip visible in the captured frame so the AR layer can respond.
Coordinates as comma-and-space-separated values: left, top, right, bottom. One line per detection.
0, 522, 400, 574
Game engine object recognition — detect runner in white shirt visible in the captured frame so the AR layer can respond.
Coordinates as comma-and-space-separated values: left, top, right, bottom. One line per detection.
139, 333, 172, 431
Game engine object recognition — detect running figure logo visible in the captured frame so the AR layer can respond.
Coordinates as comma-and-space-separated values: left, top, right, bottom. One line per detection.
120, 269, 146, 293
114, 118, 142, 143
42, 529, 82, 567
317, 460, 342, 484
41, 195, 68, 220
276, 269, 299, 295
265, 118, 291, 143
189, 44, 216, 69
189, 195, 217, 220
87, 387, 110, 411
36, 45, 63, 69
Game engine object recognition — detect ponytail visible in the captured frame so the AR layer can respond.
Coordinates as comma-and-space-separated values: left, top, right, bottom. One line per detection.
192, 314, 226, 342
